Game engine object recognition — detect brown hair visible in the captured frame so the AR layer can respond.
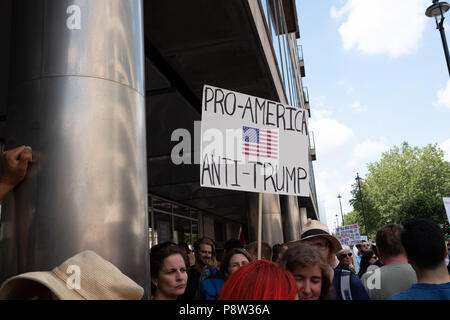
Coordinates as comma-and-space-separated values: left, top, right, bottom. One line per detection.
280, 242, 334, 300
150, 242, 187, 293
376, 224, 405, 258
245, 241, 272, 260
194, 238, 216, 255
220, 248, 253, 279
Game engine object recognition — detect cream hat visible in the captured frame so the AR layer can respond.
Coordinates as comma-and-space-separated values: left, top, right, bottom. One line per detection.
0, 250, 144, 300
288, 218, 342, 253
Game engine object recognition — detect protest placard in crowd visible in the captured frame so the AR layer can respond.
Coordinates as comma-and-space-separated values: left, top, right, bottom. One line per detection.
200, 85, 310, 197
336, 224, 361, 246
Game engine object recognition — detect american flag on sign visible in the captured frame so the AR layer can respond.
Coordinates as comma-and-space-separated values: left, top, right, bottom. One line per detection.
242, 126, 279, 160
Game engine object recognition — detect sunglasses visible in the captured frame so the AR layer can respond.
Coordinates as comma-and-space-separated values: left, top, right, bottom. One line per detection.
340, 253, 352, 258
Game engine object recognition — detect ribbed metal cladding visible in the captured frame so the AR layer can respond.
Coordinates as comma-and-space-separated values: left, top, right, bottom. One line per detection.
0, 0, 149, 298
247, 193, 284, 246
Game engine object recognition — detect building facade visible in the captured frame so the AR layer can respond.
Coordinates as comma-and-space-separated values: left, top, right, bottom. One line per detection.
0, 0, 319, 298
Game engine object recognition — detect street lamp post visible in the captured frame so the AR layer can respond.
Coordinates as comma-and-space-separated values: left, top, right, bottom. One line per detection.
426, 0, 450, 76
356, 173, 369, 237
337, 194, 344, 226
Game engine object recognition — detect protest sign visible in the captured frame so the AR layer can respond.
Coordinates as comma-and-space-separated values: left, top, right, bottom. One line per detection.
200, 85, 310, 197
336, 224, 361, 246
444, 197, 450, 225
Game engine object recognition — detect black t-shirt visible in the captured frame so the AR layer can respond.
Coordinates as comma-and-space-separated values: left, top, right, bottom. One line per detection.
179, 268, 201, 300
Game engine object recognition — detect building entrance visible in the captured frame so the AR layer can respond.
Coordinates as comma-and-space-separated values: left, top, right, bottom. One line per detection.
149, 195, 199, 249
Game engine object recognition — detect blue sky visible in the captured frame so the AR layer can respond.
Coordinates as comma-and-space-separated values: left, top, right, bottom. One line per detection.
295, 0, 450, 232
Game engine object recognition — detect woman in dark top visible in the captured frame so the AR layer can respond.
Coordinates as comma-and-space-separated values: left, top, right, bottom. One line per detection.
197, 248, 253, 300
358, 249, 379, 278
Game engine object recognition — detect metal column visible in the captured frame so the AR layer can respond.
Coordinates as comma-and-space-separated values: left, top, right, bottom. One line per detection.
279, 195, 301, 242
0, 0, 149, 297
248, 193, 284, 246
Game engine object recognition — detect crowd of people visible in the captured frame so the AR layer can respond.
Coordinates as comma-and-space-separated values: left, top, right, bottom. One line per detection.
0, 145, 449, 300
149, 218, 450, 300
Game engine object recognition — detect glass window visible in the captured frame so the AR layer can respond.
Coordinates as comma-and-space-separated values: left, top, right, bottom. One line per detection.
154, 211, 171, 244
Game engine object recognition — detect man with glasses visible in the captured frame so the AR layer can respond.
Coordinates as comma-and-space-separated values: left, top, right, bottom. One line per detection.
288, 219, 370, 300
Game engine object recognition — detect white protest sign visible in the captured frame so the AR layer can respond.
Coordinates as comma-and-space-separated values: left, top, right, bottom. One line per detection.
444, 197, 450, 224
200, 85, 310, 196
336, 224, 361, 246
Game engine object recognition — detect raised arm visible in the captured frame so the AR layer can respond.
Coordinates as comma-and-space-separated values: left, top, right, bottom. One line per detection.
0, 146, 33, 200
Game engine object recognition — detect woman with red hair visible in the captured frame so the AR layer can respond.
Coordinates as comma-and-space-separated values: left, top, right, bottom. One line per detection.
218, 260, 298, 300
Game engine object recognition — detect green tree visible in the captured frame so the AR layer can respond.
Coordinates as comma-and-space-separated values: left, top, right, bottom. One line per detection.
342, 210, 360, 226
349, 142, 450, 238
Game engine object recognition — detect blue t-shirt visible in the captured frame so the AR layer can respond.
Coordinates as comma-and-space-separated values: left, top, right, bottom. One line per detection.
356, 255, 362, 270
200, 277, 224, 300
389, 282, 450, 300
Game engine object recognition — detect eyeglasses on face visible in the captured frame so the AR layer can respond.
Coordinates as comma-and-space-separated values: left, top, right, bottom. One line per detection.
340, 253, 352, 258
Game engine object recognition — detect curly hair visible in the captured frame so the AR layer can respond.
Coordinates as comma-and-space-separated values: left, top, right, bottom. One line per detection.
218, 260, 297, 300
280, 242, 334, 300
194, 238, 216, 255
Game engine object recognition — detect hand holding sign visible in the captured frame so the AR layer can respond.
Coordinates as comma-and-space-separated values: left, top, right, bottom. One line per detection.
200, 85, 310, 197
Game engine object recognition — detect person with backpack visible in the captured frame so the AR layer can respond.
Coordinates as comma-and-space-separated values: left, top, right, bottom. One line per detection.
288, 219, 370, 300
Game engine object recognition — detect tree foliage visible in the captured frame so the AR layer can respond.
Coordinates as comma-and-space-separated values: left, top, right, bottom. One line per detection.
349, 142, 450, 239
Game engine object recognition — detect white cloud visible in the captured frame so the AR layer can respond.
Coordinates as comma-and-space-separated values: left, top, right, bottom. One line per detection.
310, 96, 326, 108
314, 139, 389, 232
351, 100, 367, 112
346, 138, 389, 168
314, 168, 355, 232
440, 138, 450, 162
332, 0, 428, 57
309, 118, 354, 155
330, 5, 347, 20
435, 80, 450, 109
314, 109, 333, 120
337, 79, 355, 95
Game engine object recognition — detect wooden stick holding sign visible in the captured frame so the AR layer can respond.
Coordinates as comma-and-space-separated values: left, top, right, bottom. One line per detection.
257, 192, 262, 260
200, 85, 311, 260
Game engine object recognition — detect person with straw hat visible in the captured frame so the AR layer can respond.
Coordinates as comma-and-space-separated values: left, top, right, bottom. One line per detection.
287, 217, 370, 300
0, 250, 144, 300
